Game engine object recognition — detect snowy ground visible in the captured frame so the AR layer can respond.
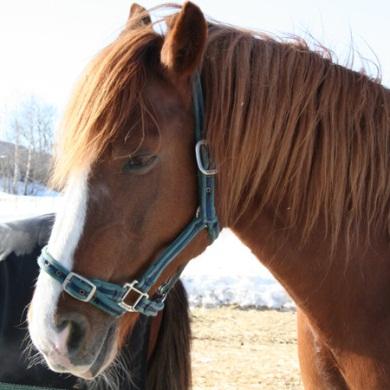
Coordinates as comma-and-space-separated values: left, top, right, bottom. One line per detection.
0, 192, 293, 309
0, 178, 58, 197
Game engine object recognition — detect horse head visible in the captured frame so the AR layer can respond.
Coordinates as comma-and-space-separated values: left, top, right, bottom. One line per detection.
28, 2, 211, 379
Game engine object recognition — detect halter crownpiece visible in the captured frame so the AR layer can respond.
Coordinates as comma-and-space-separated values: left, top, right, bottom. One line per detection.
38, 73, 220, 317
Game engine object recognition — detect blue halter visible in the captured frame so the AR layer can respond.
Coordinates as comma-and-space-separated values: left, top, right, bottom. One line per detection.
38, 74, 220, 317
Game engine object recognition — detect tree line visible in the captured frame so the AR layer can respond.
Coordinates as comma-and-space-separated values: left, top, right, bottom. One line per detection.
0, 97, 56, 195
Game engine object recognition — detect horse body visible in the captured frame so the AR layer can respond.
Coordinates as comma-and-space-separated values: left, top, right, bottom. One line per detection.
0, 231, 76, 389
26, 2, 390, 388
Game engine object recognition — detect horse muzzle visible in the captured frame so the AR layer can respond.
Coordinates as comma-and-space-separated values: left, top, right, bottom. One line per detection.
29, 309, 118, 379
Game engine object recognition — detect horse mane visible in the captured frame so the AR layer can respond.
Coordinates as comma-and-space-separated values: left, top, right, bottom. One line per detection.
51, 26, 163, 189
52, 3, 390, 254
203, 23, 390, 253
146, 279, 192, 390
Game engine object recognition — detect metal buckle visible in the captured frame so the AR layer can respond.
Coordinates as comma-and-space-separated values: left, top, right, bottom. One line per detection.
195, 140, 217, 176
63, 272, 97, 303
119, 280, 149, 312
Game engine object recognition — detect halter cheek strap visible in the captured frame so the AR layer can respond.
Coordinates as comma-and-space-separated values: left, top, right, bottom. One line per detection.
38, 74, 220, 317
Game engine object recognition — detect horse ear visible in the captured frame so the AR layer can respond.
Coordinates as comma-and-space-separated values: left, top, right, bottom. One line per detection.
127, 3, 152, 29
160, 2, 207, 79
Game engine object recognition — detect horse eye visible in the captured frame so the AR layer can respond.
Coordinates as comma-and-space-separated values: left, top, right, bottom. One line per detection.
122, 154, 157, 173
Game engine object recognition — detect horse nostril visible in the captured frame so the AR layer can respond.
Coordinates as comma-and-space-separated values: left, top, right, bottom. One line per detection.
55, 313, 88, 356
67, 319, 86, 355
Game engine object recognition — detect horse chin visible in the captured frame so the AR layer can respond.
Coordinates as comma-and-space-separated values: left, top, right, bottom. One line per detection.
44, 324, 118, 380
87, 325, 119, 379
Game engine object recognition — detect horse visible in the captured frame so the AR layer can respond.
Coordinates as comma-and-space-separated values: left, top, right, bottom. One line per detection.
26, 1, 390, 388
0, 214, 191, 390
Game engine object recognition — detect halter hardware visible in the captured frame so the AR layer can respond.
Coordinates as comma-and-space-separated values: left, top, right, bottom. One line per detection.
63, 272, 97, 303
119, 281, 149, 312
195, 140, 217, 176
38, 73, 220, 317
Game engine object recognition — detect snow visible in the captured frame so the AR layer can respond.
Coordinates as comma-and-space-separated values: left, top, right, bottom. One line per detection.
0, 178, 58, 197
182, 230, 294, 309
0, 192, 60, 221
0, 193, 294, 310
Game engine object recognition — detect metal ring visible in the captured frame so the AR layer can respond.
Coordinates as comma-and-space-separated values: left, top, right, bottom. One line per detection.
195, 140, 217, 176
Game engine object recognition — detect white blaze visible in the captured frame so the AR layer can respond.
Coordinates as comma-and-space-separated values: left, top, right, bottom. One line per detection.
29, 169, 89, 355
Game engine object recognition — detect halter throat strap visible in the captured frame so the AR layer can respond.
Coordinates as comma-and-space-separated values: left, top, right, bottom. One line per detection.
38, 74, 220, 317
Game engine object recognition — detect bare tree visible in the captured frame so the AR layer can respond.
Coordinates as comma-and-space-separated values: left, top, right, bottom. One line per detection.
2, 97, 56, 195
11, 118, 21, 194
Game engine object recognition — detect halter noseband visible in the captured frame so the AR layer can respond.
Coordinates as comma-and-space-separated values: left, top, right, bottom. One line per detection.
38, 74, 220, 317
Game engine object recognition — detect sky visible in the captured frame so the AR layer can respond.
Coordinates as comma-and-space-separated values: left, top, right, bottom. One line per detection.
0, 0, 389, 126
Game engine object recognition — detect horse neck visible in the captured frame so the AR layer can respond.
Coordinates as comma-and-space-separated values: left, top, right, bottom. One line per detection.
231, 206, 390, 336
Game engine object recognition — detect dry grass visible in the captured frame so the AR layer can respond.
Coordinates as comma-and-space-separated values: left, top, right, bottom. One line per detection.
191, 307, 303, 389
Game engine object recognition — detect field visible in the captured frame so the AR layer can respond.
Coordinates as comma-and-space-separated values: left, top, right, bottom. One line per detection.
191, 308, 303, 389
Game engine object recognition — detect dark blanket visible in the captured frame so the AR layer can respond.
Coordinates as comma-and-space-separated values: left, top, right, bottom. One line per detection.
0, 215, 149, 390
